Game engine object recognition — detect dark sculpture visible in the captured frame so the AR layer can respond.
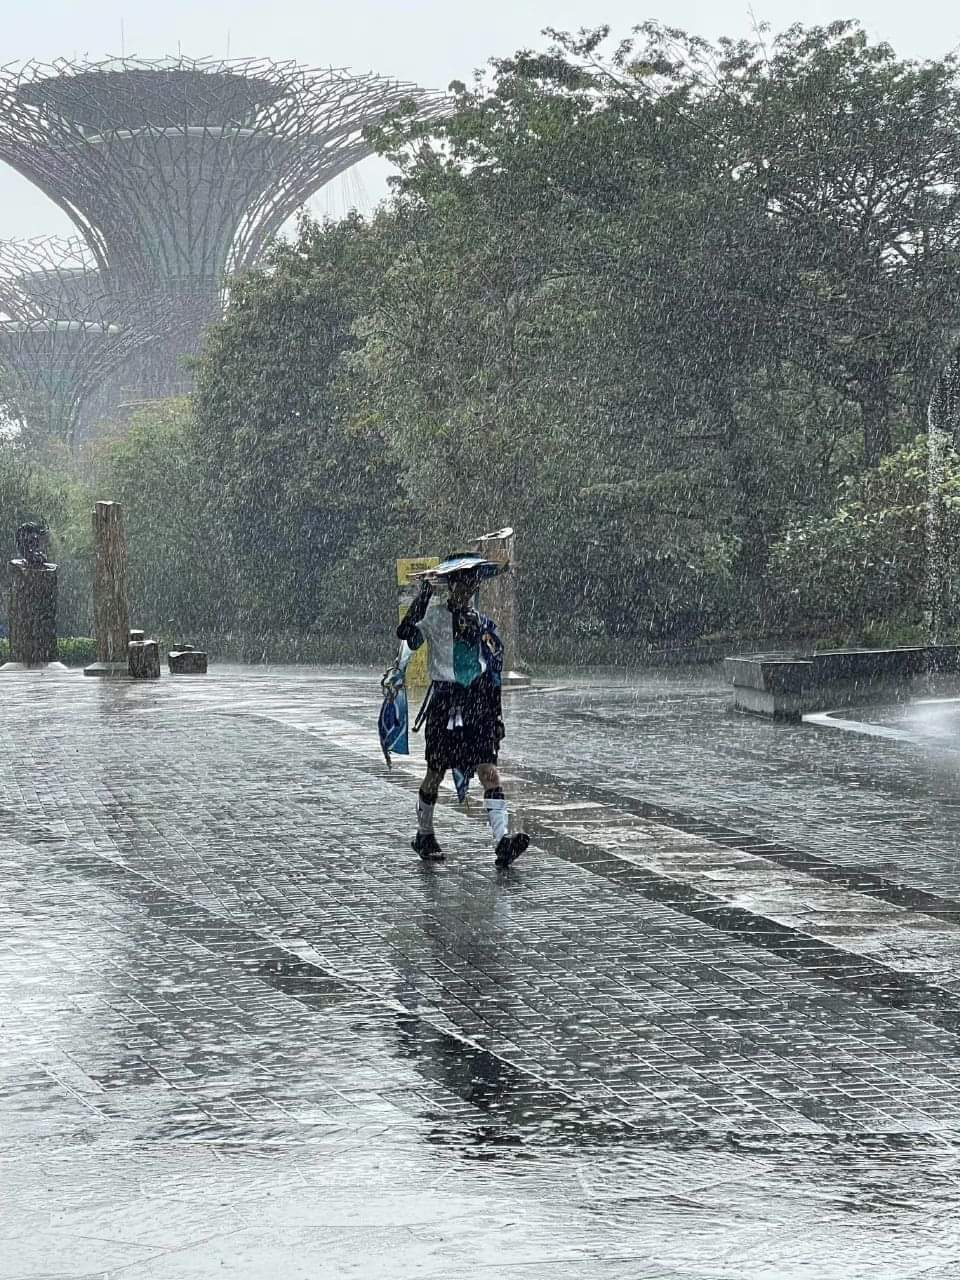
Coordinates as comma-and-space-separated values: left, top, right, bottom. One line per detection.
4, 521, 59, 667
14, 521, 51, 567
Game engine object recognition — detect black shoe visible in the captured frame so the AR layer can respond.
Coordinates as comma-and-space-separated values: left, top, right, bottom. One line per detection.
495, 833, 529, 868
412, 831, 444, 861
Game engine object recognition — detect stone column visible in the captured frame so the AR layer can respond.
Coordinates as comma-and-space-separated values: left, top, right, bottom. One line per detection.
474, 528, 529, 688
84, 500, 130, 677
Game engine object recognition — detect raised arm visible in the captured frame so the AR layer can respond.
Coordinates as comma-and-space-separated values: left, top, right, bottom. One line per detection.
397, 579, 433, 648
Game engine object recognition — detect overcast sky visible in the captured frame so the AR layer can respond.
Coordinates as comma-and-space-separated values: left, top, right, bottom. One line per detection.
1, 0, 958, 239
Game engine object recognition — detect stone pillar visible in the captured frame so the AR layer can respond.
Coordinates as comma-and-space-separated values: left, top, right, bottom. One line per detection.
474, 528, 529, 688
84, 500, 130, 677
1, 560, 64, 671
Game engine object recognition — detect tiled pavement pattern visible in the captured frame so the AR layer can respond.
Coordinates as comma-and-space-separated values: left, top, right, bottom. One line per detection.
4, 668, 960, 1277
505, 671, 960, 907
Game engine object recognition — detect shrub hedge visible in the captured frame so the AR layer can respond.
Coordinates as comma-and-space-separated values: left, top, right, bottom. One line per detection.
0, 636, 96, 666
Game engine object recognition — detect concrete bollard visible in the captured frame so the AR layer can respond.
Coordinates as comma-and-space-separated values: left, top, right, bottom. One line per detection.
168, 644, 208, 675
128, 630, 161, 679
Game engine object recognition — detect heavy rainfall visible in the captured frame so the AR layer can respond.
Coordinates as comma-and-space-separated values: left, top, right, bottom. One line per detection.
3, 0, 960, 1276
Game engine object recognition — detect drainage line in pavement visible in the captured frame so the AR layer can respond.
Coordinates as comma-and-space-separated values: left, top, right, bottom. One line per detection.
321, 732, 960, 1047
514, 764, 960, 928
38, 840, 635, 1147
13, 730, 960, 1153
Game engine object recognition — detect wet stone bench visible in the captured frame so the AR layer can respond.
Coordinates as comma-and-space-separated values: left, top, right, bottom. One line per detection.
725, 645, 960, 721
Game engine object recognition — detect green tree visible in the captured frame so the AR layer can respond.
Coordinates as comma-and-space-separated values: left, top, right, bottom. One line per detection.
92, 398, 217, 638
191, 214, 409, 642
356, 19, 960, 639
769, 435, 960, 633
625, 19, 960, 464
358, 30, 842, 637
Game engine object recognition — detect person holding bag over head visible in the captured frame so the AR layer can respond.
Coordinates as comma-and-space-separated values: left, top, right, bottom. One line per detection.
397, 553, 529, 868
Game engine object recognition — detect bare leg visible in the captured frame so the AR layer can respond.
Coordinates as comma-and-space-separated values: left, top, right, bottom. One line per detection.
421, 767, 446, 800
476, 763, 500, 791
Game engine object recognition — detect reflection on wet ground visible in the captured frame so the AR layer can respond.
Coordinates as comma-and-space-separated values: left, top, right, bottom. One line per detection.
3, 665, 960, 1276
815, 697, 960, 749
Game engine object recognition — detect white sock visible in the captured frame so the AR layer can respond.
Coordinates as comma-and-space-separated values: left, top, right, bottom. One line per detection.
484, 796, 509, 845
417, 793, 436, 835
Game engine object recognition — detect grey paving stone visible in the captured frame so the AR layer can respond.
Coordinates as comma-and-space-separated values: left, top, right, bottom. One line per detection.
3, 666, 960, 1279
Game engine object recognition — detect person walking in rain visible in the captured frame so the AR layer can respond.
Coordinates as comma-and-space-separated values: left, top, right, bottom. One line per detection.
397, 555, 529, 868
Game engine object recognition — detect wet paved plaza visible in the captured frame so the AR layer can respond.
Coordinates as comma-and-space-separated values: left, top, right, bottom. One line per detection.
4, 665, 960, 1277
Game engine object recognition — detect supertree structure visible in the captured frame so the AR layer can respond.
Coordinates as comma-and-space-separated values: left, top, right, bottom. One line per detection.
0, 57, 440, 415
0, 234, 103, 320
0, 235, 183, 447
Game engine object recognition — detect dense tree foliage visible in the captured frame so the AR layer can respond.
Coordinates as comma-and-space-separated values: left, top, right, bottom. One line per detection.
189, 215, 415, 643
8, 19, 960, 655
624, 21, 960, 464
91, 400, 216, 638
769, 435, 960, 636
351, 18, 957, 638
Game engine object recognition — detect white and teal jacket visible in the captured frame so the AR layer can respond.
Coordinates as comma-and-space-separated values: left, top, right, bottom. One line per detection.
397, 598, 503, 688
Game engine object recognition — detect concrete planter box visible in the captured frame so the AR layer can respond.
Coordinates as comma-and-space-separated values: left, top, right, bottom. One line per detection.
812, 647, 928, 683
727, 645, 960, 721
724, 654, 812, 719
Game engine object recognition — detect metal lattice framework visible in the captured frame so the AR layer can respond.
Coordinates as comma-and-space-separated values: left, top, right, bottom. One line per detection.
0, 57, 442, 430
0, 234, 103, 320
0, 235, 200, 446
0, 56, 440, 304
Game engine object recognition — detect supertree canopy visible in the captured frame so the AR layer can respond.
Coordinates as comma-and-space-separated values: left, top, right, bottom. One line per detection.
0, 57, 439, 427
0, 235, 103, 320
0, 235, 186, 447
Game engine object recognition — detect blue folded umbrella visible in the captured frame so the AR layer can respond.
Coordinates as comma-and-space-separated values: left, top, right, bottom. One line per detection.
452, 767, 471, 802
378, 644, 413, 766
378, 683, 409, 766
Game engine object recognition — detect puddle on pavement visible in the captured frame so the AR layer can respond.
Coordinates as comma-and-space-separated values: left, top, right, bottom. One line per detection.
257, 958, 356, 1008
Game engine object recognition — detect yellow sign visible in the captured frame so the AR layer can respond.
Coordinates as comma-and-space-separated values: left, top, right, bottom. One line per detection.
397, 556, 439, 687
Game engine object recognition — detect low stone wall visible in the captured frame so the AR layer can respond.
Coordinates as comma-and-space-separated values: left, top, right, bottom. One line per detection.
725, 645, 960, 721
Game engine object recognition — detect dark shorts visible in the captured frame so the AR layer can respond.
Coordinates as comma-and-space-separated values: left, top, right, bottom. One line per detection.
423, 676, 500, 774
